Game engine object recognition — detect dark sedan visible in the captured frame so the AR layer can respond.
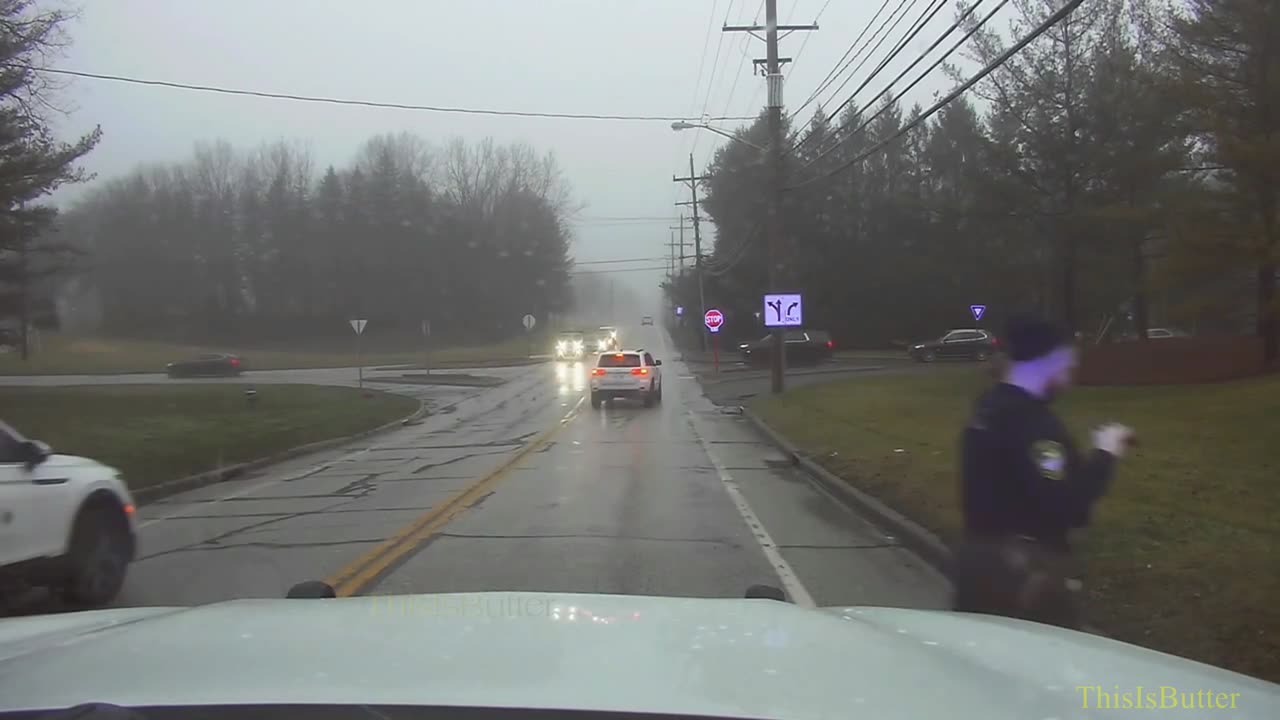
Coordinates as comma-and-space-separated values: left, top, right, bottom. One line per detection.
738, 329, 834, 367
166, 353, 244, 377
908, 329, 998, 362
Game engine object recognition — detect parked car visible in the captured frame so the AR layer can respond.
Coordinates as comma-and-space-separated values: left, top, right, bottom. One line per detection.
738, 329, 835, 367
1117, 327, 1190, 341
909, 329, 998, 362
166, 353, 244, 377
0, 420, 138, 607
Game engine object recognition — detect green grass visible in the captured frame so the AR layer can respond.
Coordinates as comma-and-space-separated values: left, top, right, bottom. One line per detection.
1, 385, 419, 490
0, 334, 544, 375
753, 367, 1280, 682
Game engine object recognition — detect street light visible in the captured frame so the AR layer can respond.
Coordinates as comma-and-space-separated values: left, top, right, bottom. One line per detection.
670, 121, 768, 153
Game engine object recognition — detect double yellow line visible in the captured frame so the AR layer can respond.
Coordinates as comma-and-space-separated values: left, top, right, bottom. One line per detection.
325, 397, 583, 596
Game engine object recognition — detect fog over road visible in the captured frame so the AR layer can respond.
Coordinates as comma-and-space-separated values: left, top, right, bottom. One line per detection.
10, 325, 948, 612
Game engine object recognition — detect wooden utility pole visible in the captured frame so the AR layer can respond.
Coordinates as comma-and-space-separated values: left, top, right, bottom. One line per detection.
726, 0, 817, 393
674, 157, 712, 352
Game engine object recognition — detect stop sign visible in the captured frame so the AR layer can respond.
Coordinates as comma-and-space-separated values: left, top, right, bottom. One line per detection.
704, 308, 724, 332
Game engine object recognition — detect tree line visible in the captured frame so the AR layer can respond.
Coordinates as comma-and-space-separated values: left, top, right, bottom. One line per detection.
665, 0, 1278, 364
57, 134, 576, 344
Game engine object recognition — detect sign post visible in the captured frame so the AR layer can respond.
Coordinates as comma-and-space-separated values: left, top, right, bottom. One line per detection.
704, 308, 724, 375
421, 319, 432, 375
349, 319, 368, 389
522, 314, 537, 358
763, 294, 802, 394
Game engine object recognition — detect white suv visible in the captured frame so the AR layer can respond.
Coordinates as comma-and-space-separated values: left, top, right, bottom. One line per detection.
0, 421, 138, 607
589, 350, 663, 408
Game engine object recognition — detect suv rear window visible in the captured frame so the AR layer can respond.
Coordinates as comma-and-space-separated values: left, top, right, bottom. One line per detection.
597, 353, 642, 368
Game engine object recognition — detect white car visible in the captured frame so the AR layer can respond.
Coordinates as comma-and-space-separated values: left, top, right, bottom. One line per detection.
0, 421, 138, 608
1, 581, 1277, 717
589, 350, 663, 408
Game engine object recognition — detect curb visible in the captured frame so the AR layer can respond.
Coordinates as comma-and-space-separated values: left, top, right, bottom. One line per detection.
132, 398, 429, 506
742, 409, 1109, 637
742, 409, 952, 572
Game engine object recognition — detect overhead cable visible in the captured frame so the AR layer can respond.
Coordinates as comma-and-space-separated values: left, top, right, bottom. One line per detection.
25, 66, 756, 122
786, 0, 1087, 191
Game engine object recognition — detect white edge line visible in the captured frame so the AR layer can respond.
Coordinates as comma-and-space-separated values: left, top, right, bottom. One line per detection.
687, 409, 817, 608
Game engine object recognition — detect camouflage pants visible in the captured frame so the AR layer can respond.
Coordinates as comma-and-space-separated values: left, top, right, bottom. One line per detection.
949, 536, 1083, 630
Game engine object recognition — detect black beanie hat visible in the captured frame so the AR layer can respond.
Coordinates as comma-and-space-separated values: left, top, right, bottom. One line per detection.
1004, 313, 1070, 362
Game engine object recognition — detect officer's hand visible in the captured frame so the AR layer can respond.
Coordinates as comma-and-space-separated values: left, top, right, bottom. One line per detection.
1092, 423, 1136, 457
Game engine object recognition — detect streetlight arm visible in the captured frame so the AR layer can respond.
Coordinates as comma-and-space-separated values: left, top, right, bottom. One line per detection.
671, 122, 767, 153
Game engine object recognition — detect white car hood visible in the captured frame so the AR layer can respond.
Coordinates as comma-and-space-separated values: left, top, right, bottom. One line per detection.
40, 454, 113, 472
1, 592, 1276, 718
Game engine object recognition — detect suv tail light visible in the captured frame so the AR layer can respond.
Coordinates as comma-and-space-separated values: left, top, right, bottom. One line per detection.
591, 368, 606, 376
630, 367, 649, 376
826, 340, 834, 349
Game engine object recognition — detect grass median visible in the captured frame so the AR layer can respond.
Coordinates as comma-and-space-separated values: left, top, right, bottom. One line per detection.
752, 366, 1280, 682
1, 384, 419, 491
0, 334, 545, 375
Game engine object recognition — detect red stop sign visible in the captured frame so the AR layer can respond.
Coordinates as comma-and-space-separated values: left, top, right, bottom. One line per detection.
704, 308, 724, 330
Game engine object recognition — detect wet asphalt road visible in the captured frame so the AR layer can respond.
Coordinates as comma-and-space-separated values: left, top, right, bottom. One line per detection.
19, 326, 949, 611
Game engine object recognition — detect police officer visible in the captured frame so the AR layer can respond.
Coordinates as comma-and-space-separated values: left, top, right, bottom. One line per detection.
952, 313, 1135, 628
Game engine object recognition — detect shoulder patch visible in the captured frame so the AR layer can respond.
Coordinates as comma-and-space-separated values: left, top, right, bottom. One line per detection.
1030, 439, 1066, 480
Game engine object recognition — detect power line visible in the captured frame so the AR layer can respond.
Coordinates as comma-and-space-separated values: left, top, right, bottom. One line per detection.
790, 0, 837, 70
795, 0, 1003, 170
572, 216, 679, 222
787, 0, 1087, 191
697, 0, 736, 122
792, 0, 983, 159
692, 0, 741, 162
688, 0, 723, 115
695, 0, 754, 165
575, 257, 667, 265
813, 0, 927, 117
27, 66, 756, 123
791, 0, 896, 119
812, 0, 951, 137
571, 265, 669, 275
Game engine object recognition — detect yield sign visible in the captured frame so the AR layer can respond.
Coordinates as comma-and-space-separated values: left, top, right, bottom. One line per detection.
969, 305, 986, 322
349, 319, 368, 335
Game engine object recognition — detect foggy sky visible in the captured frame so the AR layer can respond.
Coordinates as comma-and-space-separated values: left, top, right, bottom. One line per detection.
48, 0, 989, 310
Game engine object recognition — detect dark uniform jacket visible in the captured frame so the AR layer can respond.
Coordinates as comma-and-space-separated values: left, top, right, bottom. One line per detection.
952, 383, 1117, 627
960, 382, 1114, 552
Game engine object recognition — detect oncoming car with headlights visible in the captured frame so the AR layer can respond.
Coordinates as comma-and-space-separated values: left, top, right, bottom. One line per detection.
595, 326, 620, 352
553, 331, 586, 360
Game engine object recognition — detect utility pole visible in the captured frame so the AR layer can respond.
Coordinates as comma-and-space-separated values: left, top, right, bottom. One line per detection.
726, 0, 817, 394
675, 157, 711, 352
668, 216, 692, 276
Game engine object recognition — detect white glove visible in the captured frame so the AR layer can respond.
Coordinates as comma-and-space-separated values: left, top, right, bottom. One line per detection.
1092, 423, 1135, 457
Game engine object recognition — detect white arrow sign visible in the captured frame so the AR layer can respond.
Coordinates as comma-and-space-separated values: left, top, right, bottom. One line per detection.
522, 314, 536, 331
349, 319, 368, 335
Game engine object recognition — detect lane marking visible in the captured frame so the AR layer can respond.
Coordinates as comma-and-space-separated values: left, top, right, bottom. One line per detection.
687, 412, 816, 608
325, 395, 585, 597
137, 370, 555, 530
